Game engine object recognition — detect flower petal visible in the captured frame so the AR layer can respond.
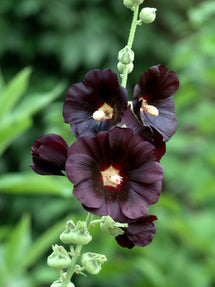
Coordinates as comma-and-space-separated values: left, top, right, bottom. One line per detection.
63, 69, 128, 137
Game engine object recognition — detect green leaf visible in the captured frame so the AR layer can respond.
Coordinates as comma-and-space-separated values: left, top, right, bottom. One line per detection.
22, 215, 72, 270
0, 69, 5, 93
12, 81, 67, 119
0, 115, 32, 156
0, 67, 32, 122
0, 172, 73, 197
5, 214, 31, 274
0, 81, 66, 156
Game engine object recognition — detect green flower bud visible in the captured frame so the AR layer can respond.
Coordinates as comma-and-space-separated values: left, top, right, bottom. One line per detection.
100, 216, 128, 236
81, 252, 107, 275
117, 62, 134, 74
139, 7, 157, 24
123, 0, 135, 10
60, 220, 76, 244
134, 0, 144, 4
47, 245, 71, 269
50, 279, 75, 287
60, 221, 92, 245
123, 0, 144, 10
118, 46, 134, 65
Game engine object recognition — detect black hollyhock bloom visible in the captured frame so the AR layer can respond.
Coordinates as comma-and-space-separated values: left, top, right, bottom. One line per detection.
119, 105, 166, 161
115, 215, 157, 249
65, 127, 163, 223
30, 134, 68, 176
63, 69, 128, 138
132, 64, 179, 141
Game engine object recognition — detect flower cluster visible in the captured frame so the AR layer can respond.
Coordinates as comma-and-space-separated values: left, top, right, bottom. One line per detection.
31, 66, 179, 248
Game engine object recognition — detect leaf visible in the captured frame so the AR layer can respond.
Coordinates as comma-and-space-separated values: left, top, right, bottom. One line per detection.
0, 67, 32, 122
5, 214, 31, 274
11, 81, 67, 119
0, 81, 67, 156
0, 115, 32, 156
21, 215, 72, 270
0, 172, 73, 197
0, 69, 5, 93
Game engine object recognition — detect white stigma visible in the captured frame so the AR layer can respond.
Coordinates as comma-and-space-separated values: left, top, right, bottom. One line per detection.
93, 110, 106, 121
101, 166, 123, 188
140, 100, 159, 116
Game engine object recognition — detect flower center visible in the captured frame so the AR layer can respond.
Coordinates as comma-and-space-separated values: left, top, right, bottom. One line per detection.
140, 99, 159, 116
93, 103, 113, 121
101, 166, 122, 188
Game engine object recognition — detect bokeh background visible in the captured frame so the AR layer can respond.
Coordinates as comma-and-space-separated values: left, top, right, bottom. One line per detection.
0, 0, 215, 286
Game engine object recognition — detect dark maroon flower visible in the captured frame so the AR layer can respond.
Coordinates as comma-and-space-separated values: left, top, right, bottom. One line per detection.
118, 105, 166, 161
115, 215, 157, 249
132, 64, 179, 141
65, 127, 163, 222
30, 134, 68, 176
63, 69, 128, 138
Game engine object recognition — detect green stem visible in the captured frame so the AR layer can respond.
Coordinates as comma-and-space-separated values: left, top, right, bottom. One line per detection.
61, 213, 94, 287
121, 4, 139, 88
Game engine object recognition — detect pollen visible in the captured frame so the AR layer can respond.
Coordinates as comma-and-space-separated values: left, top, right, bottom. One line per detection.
101, 166, 122, 188
140, 99, 159, 116
93, 103, 113, 121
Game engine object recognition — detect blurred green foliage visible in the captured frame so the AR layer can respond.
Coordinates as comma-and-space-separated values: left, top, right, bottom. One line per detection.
0, 0, 215, 286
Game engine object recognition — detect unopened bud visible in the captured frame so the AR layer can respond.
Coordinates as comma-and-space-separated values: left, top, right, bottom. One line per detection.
47, 245, 71, 269
60, 221, 92, 245
118, 46, 134, 65
123, 0, 135, 10
139, 7, 157, 24
50, 280, 75, 287
123, 0, 144, 10
117, 62, 134, 75
81, 252, 107, 275
100, 216, 128, 236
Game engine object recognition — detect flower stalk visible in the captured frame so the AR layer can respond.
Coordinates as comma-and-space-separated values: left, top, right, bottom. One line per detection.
121, 4, 139, 88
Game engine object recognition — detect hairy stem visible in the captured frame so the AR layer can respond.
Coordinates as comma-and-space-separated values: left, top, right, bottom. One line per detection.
121, 4, 139, 88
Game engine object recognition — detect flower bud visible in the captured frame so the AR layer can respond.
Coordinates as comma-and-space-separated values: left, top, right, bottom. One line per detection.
123, 0, 144, 10
100, 216, 128, 236
47, 245, 71, 269
60, 220, 92, 245
139, 7, 157, 24
118, 46, 134, 65
81, 252, 107, 275
123, 0, 135, 10
117, 62, 134, 75
50, 280, 75, 287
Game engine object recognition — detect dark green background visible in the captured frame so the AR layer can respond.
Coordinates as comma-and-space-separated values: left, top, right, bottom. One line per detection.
0, 0, 215, 286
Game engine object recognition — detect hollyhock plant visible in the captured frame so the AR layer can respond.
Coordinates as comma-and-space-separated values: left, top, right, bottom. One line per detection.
132, 64, 179, 141
29, 1, 180, 285
30, 133, 68, 176
63, 69, 128, 138
65, 127, 163, 223
115, 215, 157, 249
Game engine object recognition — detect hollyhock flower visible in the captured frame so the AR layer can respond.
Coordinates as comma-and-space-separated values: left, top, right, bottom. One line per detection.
63, 69, 128, 138
119, 105, 166, 161
65, 127, 163, 222
30, 134, 68, 176
115, 215, 157, 249
132, 64, 179, 141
